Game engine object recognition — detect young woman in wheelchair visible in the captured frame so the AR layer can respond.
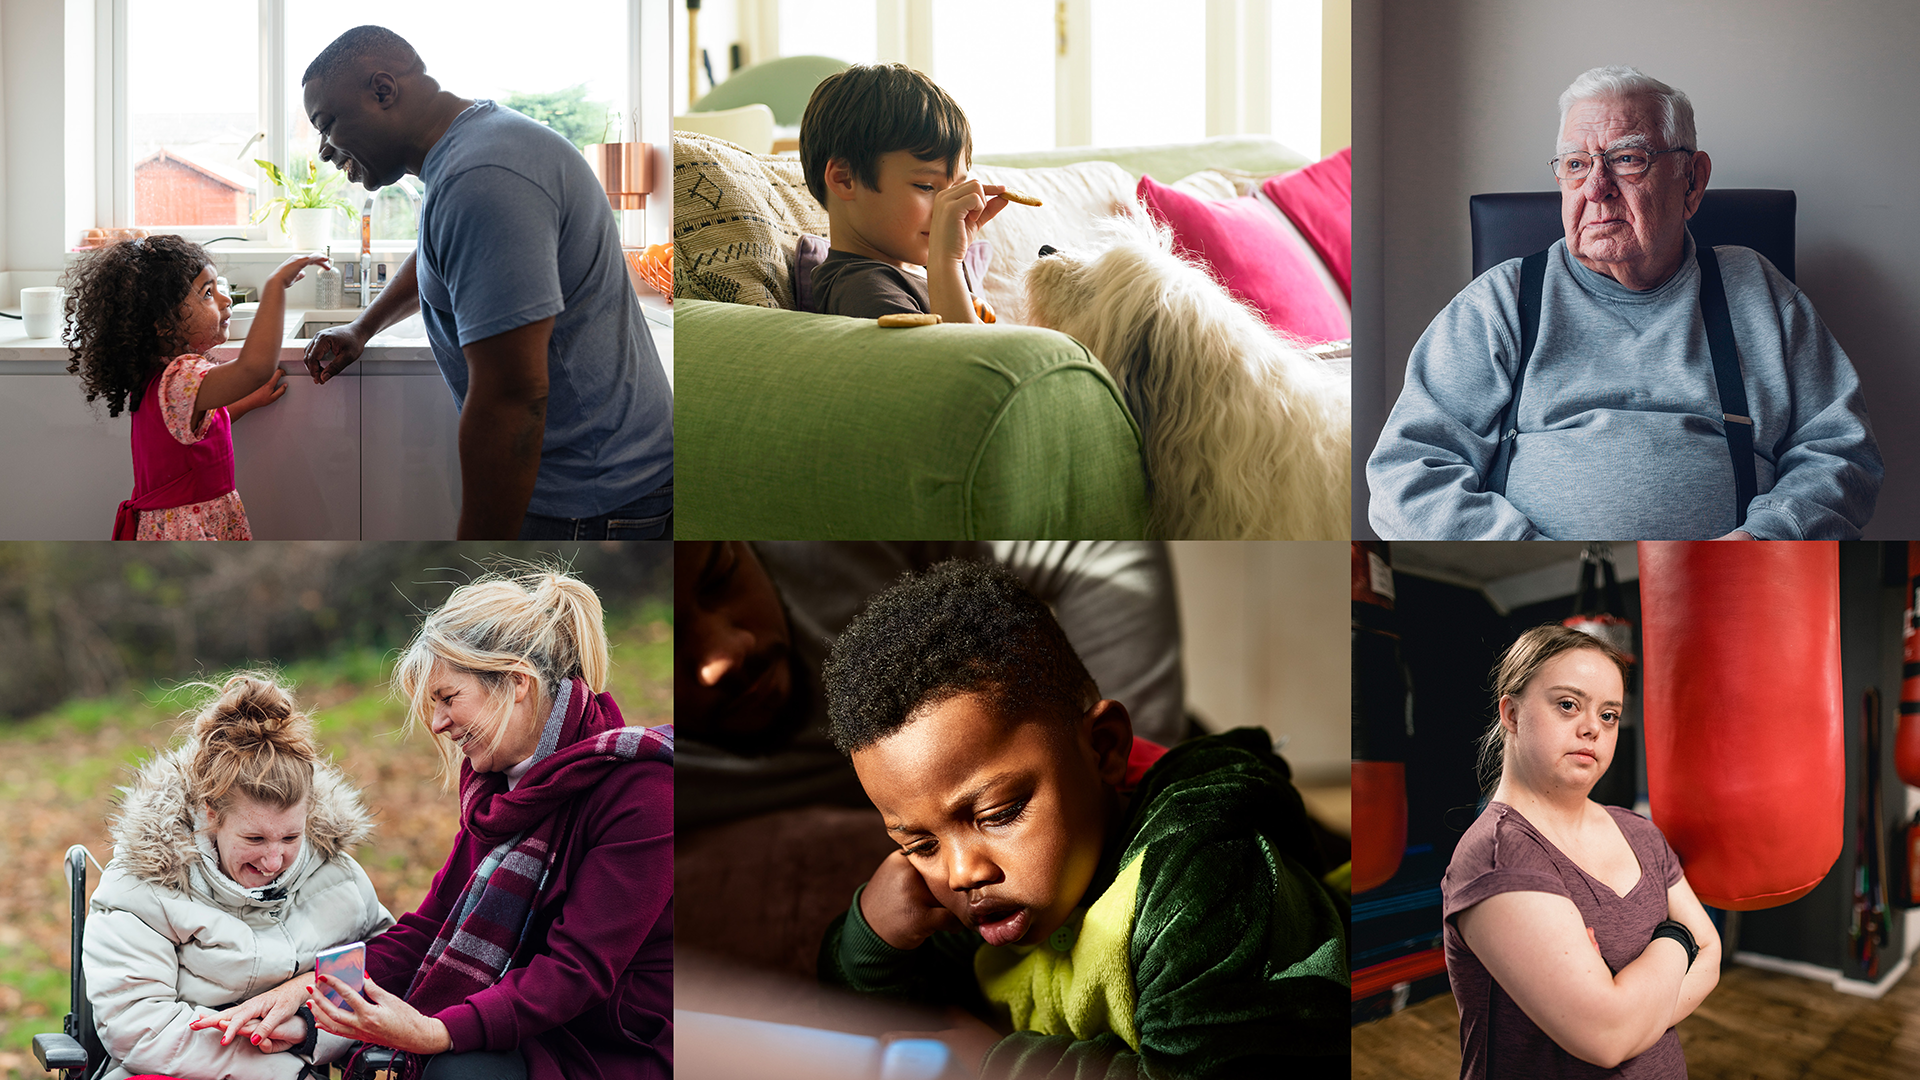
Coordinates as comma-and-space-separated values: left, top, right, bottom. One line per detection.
82, 673, 395, 1080
192, 568, 673, 1080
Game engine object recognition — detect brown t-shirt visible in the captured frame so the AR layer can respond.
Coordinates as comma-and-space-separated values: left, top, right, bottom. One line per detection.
1441, 802, 1687, 1080
811, 249, 932, 318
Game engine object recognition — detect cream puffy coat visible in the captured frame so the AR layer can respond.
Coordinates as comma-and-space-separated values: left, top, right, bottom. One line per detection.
83, 744, 395, 1080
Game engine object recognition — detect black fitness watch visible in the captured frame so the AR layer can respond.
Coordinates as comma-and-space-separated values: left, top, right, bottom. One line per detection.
1650, 918, 1699, 969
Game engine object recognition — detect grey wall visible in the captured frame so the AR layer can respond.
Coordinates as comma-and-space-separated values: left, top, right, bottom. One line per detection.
1352, 0, 1383, 539
1169, 541, 1348, 785
1359, 0, 1920, 538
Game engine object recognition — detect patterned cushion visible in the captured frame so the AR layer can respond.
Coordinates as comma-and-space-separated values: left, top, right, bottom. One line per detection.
671, 131, 828, 308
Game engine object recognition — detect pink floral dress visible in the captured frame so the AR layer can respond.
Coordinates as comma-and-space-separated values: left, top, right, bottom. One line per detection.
133, 355, 251, 540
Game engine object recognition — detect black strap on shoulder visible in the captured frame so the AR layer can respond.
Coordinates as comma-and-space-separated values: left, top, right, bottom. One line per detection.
1695, 243, 1758, 527
1487, 249, 1549, 495
1519, 249, 1548, 367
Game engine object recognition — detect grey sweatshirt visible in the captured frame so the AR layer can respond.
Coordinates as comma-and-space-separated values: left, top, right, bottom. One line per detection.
1367, 234, 1882, 539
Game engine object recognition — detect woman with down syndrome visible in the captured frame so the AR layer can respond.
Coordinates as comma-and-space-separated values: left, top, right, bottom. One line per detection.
1443, 625, 1719, 1079
196, 568, 674, 1080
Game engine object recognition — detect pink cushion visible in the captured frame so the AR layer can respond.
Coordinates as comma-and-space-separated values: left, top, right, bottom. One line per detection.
1261, 147, 1352, 299
1136, 174, 1349, 344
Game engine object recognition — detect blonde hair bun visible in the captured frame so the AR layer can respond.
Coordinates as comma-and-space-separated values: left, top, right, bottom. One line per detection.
186, 672, 320, 820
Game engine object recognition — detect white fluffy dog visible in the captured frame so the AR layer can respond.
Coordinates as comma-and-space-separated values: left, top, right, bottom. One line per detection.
1022, 213, 1350, 539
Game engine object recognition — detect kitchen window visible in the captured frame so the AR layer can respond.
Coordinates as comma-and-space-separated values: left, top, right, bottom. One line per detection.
127, 0, 261, 232
116, 0, 634, 247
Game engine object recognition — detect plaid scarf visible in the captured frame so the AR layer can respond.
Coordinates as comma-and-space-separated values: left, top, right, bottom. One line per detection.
382, 679, 671, 1076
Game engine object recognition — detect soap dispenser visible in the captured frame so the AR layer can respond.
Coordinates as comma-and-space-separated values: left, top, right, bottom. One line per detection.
315, 246, 343, 309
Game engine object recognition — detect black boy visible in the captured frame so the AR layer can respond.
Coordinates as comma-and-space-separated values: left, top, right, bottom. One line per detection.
819, 559, 1348, 1077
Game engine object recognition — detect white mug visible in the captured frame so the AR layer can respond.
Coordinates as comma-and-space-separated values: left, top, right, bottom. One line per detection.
20, 286, 63, 339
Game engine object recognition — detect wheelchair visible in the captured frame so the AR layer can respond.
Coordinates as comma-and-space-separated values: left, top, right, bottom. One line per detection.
33, 845, 399, 1079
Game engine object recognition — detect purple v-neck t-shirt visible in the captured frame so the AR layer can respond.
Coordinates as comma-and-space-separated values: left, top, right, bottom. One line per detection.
1442, 802, 1687, 1079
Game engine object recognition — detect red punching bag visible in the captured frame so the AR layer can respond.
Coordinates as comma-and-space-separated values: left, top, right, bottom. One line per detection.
1896, 541, 1920, 788
1352, 542, 1408, 894
1639, 542, 1844, 911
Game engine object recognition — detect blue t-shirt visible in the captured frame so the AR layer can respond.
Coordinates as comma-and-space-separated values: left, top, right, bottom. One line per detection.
415, 100, 672, 519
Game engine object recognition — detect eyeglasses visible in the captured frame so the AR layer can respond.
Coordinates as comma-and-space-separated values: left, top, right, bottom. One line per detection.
1551, 147, 1693, 184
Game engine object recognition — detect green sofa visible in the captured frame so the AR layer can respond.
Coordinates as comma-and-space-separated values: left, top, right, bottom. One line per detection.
676, 300, 1150, 538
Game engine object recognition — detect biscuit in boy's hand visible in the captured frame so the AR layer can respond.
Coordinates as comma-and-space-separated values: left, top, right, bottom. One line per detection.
999, 189, 1043, 207
877, 313, 943, 327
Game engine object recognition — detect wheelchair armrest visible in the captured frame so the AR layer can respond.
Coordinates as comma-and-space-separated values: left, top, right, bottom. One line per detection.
343, 1043, 401, 1078
32, 1032, 87, 1072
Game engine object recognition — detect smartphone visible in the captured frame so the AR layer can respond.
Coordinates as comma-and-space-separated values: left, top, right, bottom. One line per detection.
314, 941, 366, 1012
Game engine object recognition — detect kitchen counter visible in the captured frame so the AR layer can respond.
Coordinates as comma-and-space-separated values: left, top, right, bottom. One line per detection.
4, 297, 671, 377
0, 307, 432, 357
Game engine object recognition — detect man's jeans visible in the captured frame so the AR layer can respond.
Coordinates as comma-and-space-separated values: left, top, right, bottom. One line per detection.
517, 480, 672, 539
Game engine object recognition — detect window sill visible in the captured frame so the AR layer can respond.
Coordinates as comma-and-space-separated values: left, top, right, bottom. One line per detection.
204, 242, 418, 256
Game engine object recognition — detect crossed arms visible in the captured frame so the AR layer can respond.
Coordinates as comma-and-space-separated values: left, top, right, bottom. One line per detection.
1455, 874, 1720, 1068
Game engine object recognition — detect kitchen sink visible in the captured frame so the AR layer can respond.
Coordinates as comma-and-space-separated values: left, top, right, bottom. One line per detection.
296, 311, 360, 338
295, 312, 428, 340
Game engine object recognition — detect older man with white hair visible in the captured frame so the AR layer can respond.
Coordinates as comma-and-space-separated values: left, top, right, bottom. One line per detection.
1367, 66, 1881, 539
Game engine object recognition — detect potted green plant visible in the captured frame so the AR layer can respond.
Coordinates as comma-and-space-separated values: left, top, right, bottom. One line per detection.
254, 156, 357, 249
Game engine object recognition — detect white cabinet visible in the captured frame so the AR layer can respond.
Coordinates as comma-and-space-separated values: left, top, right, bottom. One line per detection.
0, 298, 664, 538
0, 341, 457, 538
231, 363, 362, 539
361, 363, 463, 539
0, 367, 135, 539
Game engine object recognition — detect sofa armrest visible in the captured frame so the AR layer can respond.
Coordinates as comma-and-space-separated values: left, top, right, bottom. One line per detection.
676, 300, 1150, 538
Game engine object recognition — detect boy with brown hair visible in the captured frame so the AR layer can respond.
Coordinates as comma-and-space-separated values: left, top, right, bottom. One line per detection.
800, 63, 1011, 324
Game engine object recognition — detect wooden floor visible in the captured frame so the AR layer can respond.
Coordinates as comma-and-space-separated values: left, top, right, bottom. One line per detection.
1354, 961, 1920, 1078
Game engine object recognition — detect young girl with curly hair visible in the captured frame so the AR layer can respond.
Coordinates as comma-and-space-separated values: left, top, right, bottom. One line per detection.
61, 237, 330, 539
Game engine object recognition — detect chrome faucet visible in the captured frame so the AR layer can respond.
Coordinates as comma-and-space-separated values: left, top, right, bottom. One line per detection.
354, 197, 378, 307
352, 181, 423, 307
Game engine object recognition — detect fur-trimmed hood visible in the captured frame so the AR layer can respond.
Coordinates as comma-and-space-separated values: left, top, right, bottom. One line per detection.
106, 741, 376, 895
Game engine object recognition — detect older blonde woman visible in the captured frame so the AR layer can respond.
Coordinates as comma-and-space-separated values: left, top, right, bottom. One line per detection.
205, 567, 673, 1080
85, 674, 395, 1080
1443, 625, 1720, 1078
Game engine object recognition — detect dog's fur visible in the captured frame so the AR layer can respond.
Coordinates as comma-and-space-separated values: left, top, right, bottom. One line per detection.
1023, 213, 1350, 539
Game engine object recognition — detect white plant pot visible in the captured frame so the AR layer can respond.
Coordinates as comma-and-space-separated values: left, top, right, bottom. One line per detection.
285, 208, 335, 251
